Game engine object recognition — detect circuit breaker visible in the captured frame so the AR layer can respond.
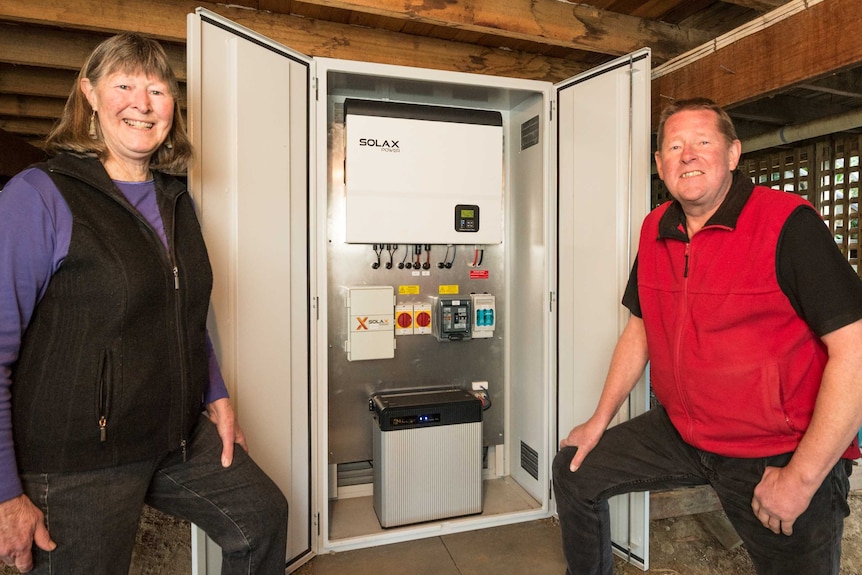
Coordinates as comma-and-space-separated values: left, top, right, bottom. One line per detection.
432, 296, 472, 341
470, 293, 496, 339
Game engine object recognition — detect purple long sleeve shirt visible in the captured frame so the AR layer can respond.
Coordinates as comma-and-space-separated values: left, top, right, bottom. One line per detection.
0, 167, 228, 502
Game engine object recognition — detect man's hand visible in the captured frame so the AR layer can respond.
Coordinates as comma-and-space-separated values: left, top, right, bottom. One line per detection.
0, 493, 55, 572
559, 417, 607, 472
751, 465, 817, 536
206, 397, 249, 468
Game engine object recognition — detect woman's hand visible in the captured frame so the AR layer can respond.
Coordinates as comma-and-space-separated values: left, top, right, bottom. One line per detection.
206, 397, 249, 467
0, 494, 55, 572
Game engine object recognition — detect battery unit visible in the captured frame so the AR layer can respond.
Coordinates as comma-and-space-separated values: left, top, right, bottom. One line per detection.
370, 388, 483, 528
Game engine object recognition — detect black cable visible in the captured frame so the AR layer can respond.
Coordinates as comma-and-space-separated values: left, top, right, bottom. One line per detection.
438, 245, 451, 269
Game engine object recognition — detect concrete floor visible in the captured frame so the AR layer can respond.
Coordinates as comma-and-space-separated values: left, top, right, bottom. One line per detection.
295, 518, 568, 575
295, 475, 862, 575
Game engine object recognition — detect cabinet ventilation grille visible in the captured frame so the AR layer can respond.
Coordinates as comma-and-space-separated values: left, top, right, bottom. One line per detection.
520, 115, 540, 151
520, 440, 539, 480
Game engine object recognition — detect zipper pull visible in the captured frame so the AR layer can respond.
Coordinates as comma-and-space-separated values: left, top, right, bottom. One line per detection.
684, 244, 690, 278
99, 416, 107, 442
173, 266, 179, 290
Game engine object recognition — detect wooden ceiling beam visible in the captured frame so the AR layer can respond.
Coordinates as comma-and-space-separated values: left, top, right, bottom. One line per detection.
0, 23, 187, 79
0, 117, 55, 138
651, 0, 862, 126
0, 0, 590, 83
720, 0, 787, 10
0, 65, 77, 99
0, 94, 65, 120
0, 22, 110, 70
273, 0, 710, 61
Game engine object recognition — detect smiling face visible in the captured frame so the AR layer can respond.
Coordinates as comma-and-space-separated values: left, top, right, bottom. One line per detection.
655, 108, 742, 224
81, 69, 174, 179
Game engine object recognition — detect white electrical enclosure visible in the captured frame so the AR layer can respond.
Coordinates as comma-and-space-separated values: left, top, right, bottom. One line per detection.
344, 100, 504, 244
345, 286, 395, 361
188, 8, 650, 573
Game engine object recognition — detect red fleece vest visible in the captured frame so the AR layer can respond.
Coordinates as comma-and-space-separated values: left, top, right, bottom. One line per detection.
638, 186, 848, 458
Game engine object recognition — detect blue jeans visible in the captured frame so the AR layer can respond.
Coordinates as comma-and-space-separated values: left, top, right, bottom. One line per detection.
21, 414, 288, 574
552, 406, 852, 575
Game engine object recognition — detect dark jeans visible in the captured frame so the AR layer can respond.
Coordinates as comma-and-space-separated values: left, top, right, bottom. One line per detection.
552, 406, 852, 575
21, 414, 288, 575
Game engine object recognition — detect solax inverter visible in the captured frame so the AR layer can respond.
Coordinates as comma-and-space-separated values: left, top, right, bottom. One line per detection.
343, 99, 504, 245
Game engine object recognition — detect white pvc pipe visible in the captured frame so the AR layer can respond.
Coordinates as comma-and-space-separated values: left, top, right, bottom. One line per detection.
741, 108, 862, 153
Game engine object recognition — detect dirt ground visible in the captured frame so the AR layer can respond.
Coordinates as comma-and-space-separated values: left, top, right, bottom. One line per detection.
613, 491, 862, 575
3, 492, 860, 574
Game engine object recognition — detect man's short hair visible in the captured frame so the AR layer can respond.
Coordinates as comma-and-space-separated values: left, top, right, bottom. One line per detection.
656, 97, 738, 151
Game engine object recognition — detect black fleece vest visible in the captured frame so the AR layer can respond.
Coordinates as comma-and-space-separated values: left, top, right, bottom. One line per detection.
13, 154, 213, 472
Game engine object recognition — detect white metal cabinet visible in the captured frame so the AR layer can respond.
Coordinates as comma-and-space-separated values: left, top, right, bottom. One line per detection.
188, 7, 650, 572
556, 54, 652, 568
186, 11, 315, 571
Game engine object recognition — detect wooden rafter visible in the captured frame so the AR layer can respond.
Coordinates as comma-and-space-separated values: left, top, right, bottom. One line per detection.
720, 0, 787, 10
269, 0, 712, 60
652, 0, 862, 125
0, 0, 592, 82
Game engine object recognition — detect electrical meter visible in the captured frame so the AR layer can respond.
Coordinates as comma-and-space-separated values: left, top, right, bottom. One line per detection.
432, 296, 472, 341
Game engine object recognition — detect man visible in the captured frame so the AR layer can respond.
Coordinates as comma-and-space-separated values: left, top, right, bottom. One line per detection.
552, 97, 862, 575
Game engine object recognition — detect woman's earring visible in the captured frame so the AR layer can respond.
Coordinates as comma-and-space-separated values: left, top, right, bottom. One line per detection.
88, 111, 97, 139
164, 140, 173, 150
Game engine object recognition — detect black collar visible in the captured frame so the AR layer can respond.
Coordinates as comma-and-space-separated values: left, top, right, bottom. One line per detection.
657, 170, 755, 241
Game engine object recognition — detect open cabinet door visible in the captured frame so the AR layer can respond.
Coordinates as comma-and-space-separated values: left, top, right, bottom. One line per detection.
187, 8, 315, 572
555, 49, 652, 569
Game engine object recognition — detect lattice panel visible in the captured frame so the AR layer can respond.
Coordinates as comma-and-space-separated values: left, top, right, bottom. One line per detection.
740, 146, 816, 204
650, 177, 672, 210
818, 137, 861, 272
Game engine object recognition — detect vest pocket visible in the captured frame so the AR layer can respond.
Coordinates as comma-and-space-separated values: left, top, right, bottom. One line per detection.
658, 361, 794, 451
96, 350, 113, 443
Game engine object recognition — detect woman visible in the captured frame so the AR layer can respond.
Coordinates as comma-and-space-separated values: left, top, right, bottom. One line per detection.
0, 33, 287, 574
